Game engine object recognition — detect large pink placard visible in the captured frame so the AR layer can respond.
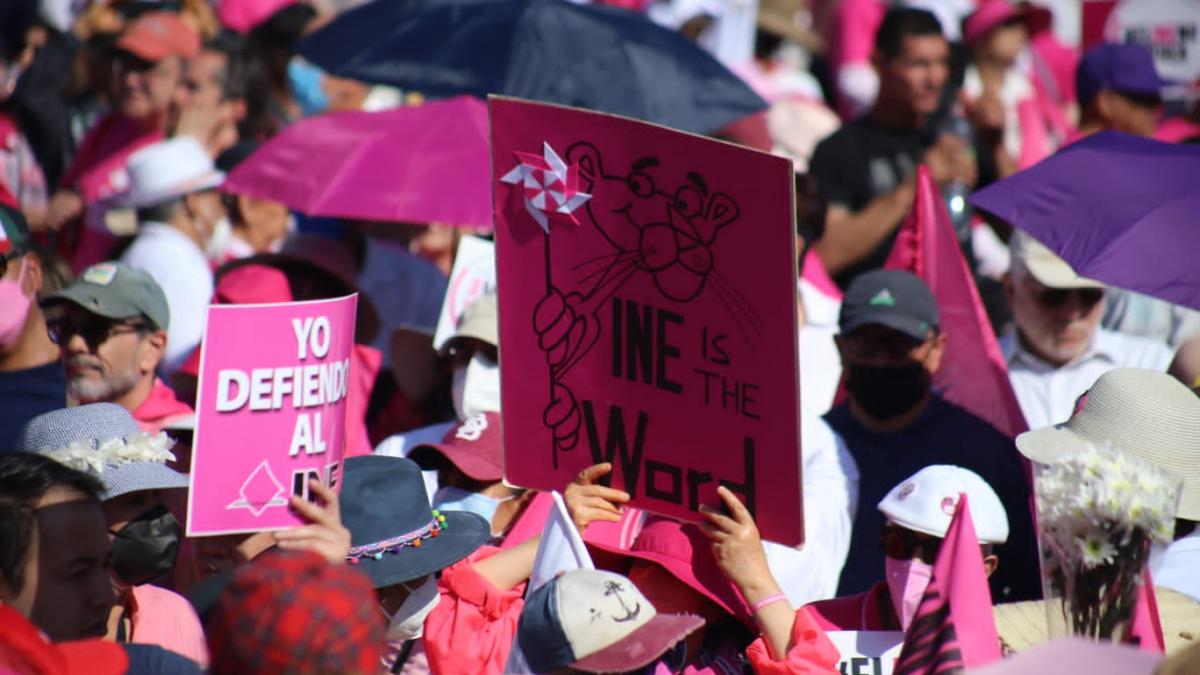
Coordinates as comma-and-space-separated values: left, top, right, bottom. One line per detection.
491, 98, 803, 545
187, 295, 358, 536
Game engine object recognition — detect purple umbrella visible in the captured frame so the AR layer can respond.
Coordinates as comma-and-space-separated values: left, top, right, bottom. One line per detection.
223, 96, 492, 229
970, 131, 1200, 310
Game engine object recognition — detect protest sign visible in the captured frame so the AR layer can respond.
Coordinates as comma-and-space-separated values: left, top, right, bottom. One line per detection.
491, 97, 803, 545
187, 295, 358, 536
1082, 0, 1200, 88
826, 631, 903, 675
433, 234, 496, 350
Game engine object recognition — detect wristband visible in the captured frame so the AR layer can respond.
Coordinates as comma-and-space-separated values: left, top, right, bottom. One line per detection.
751, 593, 788, 613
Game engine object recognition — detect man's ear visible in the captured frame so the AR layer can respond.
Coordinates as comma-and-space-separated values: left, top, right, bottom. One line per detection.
21, 252, 44, 296
138, 330, 169, 373
982, 554, 999, 578
1095, 89, 1116, 123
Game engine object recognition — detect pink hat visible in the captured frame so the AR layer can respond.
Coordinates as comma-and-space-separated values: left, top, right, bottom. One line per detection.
590, 516, 753, 625
962, 0, 1027, 46
214, 264, 293, 304
409, 412, 503, 482
218, 0, 300, 33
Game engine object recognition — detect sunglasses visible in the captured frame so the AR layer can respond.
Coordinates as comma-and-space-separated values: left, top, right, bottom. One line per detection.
1035, 287, 1104, 309
46, 315, 151, 351
881, 524, 943, 565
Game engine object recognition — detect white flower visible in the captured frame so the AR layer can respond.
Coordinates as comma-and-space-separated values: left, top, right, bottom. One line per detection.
42, 432, 176, 475
1078, 533, 1117, 568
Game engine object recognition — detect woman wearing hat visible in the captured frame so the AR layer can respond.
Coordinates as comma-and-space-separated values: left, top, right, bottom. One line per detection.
423, 462, 840, 675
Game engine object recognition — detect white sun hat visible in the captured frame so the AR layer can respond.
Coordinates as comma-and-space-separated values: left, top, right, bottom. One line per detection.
878, 465, 1009, 545
119, 136, 225, 208
1016, 368, 1200, 520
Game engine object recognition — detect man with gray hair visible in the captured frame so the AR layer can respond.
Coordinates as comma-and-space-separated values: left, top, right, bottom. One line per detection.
1000, 232, 1175, 429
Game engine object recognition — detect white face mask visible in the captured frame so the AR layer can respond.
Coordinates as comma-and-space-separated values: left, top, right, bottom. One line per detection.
452, 353, 501, 419
205, 216, 235, 263
382, 575, 441, 642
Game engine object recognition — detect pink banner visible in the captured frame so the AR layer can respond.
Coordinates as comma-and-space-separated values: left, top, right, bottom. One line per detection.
187, 295, 358, 536
491, 98, 803, 545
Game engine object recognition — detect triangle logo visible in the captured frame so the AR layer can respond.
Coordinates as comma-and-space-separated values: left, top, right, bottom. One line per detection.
870, 288, 896, 307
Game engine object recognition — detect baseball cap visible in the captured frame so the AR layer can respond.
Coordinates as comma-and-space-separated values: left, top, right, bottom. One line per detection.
839, 269, 939, 340
1016, 368, 1200, 520
408, 412, 503, 482
0, 203, 32, 258
116, 11, 200, 62
1009, 231, 1104, 290
878, 465, 1009, 544
43, 262, 171, 330
1076, 43, 1172, 106
517, 569, 704, 674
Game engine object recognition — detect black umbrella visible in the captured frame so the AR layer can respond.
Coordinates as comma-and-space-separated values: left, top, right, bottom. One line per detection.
297, 0, 767, 134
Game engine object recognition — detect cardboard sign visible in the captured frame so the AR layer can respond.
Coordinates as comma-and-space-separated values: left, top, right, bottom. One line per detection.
1083, 0, 1200, 88
187, 295, 358, 536
433, 235, 497, 350
827, 631, 903, 675
491, 97, 803, 545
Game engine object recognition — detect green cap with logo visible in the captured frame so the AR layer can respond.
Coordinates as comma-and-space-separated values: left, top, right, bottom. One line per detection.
839, 269, 939, 340
42, 262, 171, 330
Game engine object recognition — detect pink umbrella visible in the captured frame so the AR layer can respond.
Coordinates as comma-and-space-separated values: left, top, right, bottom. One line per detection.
223, 97, 492, 229
217, 0, 298, 33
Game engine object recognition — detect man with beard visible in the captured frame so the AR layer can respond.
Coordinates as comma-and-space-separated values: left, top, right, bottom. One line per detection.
824, 270, 1039, 602
41, 261, 193, 434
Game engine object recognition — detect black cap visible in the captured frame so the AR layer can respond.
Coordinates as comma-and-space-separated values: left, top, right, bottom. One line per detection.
839, 270, 939, 340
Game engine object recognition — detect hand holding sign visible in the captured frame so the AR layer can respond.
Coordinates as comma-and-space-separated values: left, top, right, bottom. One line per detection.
563, 463, 631, 533
698, 486, 774, 601
273, 479, 352, 563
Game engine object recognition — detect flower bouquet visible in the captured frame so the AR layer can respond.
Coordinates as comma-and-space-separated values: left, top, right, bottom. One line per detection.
1035, 443, 1180, 643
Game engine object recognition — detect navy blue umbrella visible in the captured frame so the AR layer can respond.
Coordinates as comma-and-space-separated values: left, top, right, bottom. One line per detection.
297, 0, 767, 135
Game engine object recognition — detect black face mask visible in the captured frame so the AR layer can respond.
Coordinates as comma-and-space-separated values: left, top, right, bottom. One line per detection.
844, 362, 930, 420
110, 504, 181, 586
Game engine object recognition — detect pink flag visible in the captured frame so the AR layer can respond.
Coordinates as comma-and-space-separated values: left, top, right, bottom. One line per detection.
884, 165, 1028, 439
895, 494, 1002, 673
1131, 568, 1165, 653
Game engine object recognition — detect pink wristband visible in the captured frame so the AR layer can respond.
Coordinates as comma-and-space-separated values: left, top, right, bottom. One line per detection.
751, 593, 788, 612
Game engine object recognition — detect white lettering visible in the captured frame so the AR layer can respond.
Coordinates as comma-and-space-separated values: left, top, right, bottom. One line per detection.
215, 370, 249, 412
290, 414, 312, 456
310, 316, 331, 358
292, 317, 314, 360
249, 368, 273, 411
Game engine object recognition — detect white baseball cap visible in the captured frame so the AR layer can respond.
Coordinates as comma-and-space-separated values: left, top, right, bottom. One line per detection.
119, 137, 224, 208
1009, 231, 1105, 290
878, 465, 1009, 544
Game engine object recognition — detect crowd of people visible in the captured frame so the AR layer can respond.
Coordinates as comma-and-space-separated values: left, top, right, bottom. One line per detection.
1, 0, 1199, 673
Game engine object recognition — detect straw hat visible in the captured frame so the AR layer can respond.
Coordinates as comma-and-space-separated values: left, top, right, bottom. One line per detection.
1016, 368, 1200, 520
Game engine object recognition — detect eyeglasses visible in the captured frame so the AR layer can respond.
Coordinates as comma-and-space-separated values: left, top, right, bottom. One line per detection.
46, 315, 151, 351
1035, 287, 1104, 310
881, 524, 943, 565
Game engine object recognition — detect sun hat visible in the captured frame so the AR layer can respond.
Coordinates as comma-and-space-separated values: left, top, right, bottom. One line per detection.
409, 412, 503, 483
17, 403, 188, 500
441, 292, 498, 354
878, 465, 1009, 544
116, 11, 200, 62
42, 261, 171, 331
839, 269, 940, 340
1009, 231, 1105, 290
119, 137, 224, 209
205, 549, 383, 675
588, 516, 754, 625
340, 455, 490, 588
517, 569, 704, 674
1016, 368, 1200, 520
962, 0, 1030, 46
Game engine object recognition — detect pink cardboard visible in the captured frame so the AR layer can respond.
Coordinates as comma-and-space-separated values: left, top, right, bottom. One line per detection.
490, 97, 803, 545
186, 295, 358, 536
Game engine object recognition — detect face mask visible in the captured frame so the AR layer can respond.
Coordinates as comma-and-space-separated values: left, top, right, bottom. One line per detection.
885, 556, 933, 631
0, 258, 31, 348
110, 504, 181, 587
287, 57, 328, 117
452, 353, 501, 419
381, 575, 441, 642
433, 486, 512, 537
205, 216, 235, 262
844, 362, 929, 420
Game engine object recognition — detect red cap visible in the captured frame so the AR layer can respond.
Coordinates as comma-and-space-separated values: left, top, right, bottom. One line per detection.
116, 12, 200, 61
410, 412, 504, 482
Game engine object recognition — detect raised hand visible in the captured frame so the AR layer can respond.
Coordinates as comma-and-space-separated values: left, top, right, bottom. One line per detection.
273, 480, 352, 564
563, 463, 631, 533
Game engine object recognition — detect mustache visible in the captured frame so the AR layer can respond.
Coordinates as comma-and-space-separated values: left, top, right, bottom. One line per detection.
67, 355, 103, 372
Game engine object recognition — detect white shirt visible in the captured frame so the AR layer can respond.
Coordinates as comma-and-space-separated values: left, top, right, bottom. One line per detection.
1153, 530, 1200, 603
799, 279, 842, 416
764, 413, 860, 606
120, 222, 213, 375
1001, 327, 1175, 430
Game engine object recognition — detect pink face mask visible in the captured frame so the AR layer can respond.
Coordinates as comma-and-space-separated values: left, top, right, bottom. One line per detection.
0, 258, 30, 348
885, 556, 933, 631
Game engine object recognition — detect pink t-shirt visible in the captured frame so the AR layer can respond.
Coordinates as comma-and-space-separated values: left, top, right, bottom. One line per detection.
128, 583, 209, 667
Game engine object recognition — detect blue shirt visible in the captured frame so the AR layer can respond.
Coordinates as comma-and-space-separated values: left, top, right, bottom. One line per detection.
826, 395, 1042, 602
0, 361, 66, 452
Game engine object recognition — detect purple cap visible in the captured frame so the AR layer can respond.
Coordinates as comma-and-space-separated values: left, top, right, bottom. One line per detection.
1076, 43, 1172, 105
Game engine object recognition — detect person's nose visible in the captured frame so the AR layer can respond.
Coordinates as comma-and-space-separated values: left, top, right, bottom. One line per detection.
91, 571, 118, 609
64, 333, 90, 355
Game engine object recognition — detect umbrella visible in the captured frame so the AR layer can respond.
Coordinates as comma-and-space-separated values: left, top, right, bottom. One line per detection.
221, 96, 492, 228
969, 131, 1200, 311
296, 0, 767, 135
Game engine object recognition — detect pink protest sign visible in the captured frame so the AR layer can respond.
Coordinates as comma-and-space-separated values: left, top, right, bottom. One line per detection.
491, 98, 803, 545
187, 295, 358, 536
